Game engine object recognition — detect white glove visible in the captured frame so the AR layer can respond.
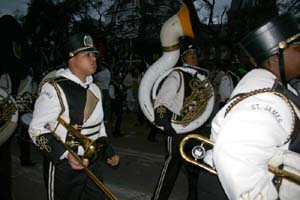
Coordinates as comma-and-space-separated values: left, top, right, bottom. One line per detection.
269, 149, 300, 200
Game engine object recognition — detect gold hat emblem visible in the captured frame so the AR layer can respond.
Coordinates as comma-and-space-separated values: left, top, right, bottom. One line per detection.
83, 35, 94, 47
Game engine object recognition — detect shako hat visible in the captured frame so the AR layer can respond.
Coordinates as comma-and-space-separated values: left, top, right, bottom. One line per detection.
65, 33, 99, 59
239, 12, 300, 66
181, 43, 198, 57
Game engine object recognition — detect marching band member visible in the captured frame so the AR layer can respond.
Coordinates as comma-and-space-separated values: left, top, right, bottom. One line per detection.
29, 33, 119, 200
201, 13, 300, 199
151, 41, 209, 200
0, 14, 28, 200
137, 1, 215, 199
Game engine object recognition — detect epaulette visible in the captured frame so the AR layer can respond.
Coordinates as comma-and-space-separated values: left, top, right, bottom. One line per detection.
38, 76, 68, 116
171, 69, 183, 94
38, 76, 66, 94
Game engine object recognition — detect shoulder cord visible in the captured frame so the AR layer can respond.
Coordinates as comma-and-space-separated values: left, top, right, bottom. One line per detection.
38, 78, 66, 133
172, 69, 183, 94
224, 88, 296, 144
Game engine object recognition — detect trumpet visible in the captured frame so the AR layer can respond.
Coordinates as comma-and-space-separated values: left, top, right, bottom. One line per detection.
180, 134, 300, 185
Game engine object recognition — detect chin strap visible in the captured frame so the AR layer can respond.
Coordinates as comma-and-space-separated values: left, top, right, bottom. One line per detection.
278, 48, 287, 87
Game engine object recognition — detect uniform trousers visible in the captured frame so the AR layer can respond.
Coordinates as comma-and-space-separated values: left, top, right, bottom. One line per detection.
43, 157, 106, 200
17, 113, 33, 164
151, 134, 199, 200
197, 169, 228, 199
102, 90, 110, 122
111, 99, 123, 136
0, 139, 13, 200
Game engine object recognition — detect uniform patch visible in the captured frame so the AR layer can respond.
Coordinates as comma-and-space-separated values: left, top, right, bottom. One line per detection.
251, 103, 282, 123
157, 105, 167, 118
36, 135, 52, 152
40, 91, 53, 99
29, 128, 41, 142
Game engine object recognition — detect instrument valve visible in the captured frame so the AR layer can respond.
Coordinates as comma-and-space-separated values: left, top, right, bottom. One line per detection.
192, 145, 206, 160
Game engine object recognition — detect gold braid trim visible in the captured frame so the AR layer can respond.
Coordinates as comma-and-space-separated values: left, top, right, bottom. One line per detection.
38, 77, 66, 116
162, 43, 180, 52
36, 135, 51, 152
157, 105, 167, 119
173, 77, 213, 126
225, 88, 296, 143
49, 79, 66, 116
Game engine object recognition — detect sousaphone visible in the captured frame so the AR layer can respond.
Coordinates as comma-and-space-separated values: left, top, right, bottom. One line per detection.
138, 2, 214, 133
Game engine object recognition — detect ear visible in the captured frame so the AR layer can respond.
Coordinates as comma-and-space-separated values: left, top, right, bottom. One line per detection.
181, 56, 185, 63
270, 54, 279, 63
264, 54, 279, 67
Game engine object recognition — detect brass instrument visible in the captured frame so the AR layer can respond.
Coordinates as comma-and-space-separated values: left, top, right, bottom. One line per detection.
16, 92, 37, 113
46, 122, 118, 200
173, 78, 214, 127
0, 89, 19, 146
268, 164, 300, 185
180, 134, 300, 185
179, 134, 217, 174
138, 2, 215, 134
0, 96, 17, 123
57, 117, 108, 163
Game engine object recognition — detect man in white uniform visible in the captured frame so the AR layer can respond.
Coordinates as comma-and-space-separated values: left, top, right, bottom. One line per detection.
151, 42, 209, 200
218, 70, 240, 107
199, 13, 300, 200
29, 33, 119, 200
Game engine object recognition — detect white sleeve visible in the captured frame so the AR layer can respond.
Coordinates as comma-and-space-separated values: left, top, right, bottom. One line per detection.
219, 75, 233, 102
154, 71, 180, 109
0, 73, 12, 94
213, 93, 294, 200
99, 121, 106, 137
29, 82, 62, 143
109, 84, 115, 99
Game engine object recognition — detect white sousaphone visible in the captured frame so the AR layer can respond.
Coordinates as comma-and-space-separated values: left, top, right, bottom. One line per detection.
0, 88, 19, 146
138, 3, 215, 134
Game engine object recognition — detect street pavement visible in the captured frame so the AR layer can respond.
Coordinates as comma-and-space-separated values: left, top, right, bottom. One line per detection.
11, 112, 190, 200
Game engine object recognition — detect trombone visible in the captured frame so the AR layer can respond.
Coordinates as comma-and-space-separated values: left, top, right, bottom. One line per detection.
179, 134, 300, 185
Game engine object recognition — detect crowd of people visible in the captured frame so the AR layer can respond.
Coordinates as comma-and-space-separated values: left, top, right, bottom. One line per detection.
1, 4, 300, 200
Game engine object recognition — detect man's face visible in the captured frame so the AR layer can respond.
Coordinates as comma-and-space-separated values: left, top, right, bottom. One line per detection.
71, 51, 98, 76
284, 41, 300, 79
183, 51, 199, 66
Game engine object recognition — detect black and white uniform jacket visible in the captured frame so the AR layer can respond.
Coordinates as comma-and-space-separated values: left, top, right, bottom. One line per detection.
154, 65, 208, 115
29, 69, 112, 163
153, 65, 208, 133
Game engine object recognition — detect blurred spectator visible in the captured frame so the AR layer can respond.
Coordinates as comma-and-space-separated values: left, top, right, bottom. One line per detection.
123, 70, 135, 112
94, 62, 111, 123
109, 72, 126, 137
